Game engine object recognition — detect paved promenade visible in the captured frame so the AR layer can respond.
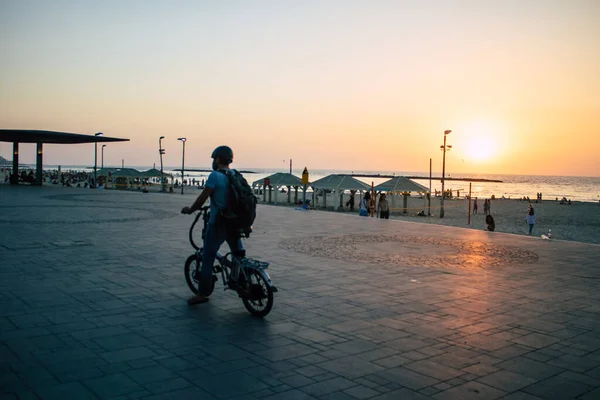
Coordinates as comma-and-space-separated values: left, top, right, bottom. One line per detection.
1, 185, 600, 399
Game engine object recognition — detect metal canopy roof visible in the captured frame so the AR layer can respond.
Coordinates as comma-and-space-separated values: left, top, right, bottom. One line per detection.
252, 172, 306, 187
0, 129, 129, 144
374, 176, 429, 193
310, 174, 370, 191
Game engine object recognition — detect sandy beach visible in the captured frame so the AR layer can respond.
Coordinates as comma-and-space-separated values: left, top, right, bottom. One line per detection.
258, 192, 600, 245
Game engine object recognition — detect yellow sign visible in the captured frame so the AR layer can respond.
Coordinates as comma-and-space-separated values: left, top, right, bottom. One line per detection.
301, 167, 309, 185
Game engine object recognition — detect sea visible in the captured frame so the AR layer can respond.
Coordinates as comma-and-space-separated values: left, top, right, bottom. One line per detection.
6, 164, 600, 203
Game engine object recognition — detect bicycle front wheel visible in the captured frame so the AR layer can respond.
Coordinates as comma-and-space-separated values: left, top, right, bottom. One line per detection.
184, 254, 200, 294
184, 253, 217, 296
241, 269, 274, 317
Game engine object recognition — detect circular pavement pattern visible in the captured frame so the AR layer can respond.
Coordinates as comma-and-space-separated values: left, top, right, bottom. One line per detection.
279, 234, 539, 270
0, 205, 177, 224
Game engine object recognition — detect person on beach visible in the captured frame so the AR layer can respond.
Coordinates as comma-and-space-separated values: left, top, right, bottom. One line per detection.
483, 199, 489, 215
473, 198, 478, 214
346, 192, 355, 211
359, 192, 371, 217
487, 199, 492, 215
526, 205, 536, 235
485, 215, 495, 231
181, 146, 245, 306
377, 193, 390, 219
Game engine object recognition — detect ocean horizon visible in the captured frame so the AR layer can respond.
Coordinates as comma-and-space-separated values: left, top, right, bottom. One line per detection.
4, 163, 600, 203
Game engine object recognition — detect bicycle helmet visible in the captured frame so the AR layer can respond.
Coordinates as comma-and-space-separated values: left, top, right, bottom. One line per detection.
211, 145, 233, 164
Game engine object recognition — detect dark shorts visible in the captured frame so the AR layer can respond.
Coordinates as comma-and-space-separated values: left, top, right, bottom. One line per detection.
379, 210, 390, 219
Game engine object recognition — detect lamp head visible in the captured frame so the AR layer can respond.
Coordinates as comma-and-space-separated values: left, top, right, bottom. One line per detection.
102, 144, 106, 148
444, 130, 452, 135
95, 132, 103, 137
177, 137, 187, 142
447, 145, 452, 149
159, 136, 165, 140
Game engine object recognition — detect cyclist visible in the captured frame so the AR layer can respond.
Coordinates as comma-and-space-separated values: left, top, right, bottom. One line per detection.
181, 145, 245, 305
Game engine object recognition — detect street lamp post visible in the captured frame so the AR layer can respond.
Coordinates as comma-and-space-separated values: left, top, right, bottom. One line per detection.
101, 144, 106, 186
177, 138, 186, 195
159, 136, 165, 192
93, 132, 103, 188
440, 130, 452, 218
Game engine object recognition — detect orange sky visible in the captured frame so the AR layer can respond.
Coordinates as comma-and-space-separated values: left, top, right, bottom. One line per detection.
1, 1, 599, 177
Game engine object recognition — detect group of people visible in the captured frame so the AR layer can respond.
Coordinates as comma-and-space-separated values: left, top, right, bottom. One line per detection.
471, 197, 493, 216
3, 168, 93, 186
174, 178, 205, 189
558, 196, 572, 205
356, 191, 390, 219
470, 197, 496, 231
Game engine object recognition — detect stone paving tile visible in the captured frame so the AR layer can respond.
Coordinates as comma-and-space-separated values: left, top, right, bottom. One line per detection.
82, 373, 142, 398
317, 355, 385, 379
476, 369, 538, 392
371, 387, 431, 399
2, 187, 600, 400
141, 386, 216, 400
500, 391, 546, 399
262, 389, 316, 400
432, 380, 506, 399
404, 359, 464, 381
298, 376, 356, 397
547, 353, 600, 373
521, 374, 594, 399
34, 381, 98, 400
369, 367, 439, 391
495, 356, 566, 381
580, 387, 600, 400
342, 384, 380, 399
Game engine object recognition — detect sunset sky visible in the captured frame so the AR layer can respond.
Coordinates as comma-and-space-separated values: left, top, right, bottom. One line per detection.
1, 0, 599, 177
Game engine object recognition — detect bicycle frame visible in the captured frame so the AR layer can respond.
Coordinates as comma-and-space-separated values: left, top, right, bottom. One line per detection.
189, 207, 277, 293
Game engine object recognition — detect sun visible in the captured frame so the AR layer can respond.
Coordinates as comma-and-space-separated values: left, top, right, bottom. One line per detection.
461, 120, 501, 163
468, 136, 496, 161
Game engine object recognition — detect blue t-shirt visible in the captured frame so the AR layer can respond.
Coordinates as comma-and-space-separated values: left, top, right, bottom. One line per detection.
206, 169, 231, 224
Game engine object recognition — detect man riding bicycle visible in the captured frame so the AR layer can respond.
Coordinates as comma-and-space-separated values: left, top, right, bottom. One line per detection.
181, 145, 245, 305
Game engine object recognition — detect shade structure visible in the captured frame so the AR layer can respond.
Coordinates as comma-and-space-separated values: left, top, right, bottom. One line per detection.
109, 168, 141, 177
0, 129, 129, 144
1, 129, 130, 186
252, 172, 305, 188
310, 174, 371, 211
140, 168, 163, 177
96, 168, 118, 175
252, 172, 307, 205
374, 176, 429, 193
374, 176, 429, 214
310, 174, 370, 191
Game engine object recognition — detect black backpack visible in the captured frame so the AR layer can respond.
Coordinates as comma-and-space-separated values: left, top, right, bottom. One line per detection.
218, 169, 257, 237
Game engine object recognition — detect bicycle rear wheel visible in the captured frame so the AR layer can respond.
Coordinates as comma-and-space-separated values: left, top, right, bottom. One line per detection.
241, 269, 274, 317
